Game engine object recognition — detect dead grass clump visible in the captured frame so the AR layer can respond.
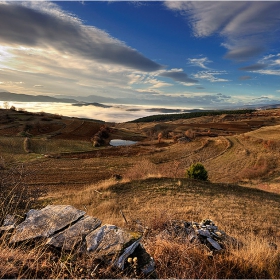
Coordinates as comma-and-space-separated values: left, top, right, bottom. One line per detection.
263, 139, 280, 151
185, 129, 196, 139
0, 164, 44, 225
239, 156, 275, 180
123, 159, 161, 181
23, 137, 32, 153
146, 231, 280, 279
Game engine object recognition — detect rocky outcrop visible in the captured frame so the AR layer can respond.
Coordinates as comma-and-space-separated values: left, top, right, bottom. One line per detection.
4, 205, 156, 278
46, 215, 101, 251
10, 205, 85, 243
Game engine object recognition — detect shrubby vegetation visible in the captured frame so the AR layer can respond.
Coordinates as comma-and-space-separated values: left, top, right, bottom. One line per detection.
185, 162, 208, 181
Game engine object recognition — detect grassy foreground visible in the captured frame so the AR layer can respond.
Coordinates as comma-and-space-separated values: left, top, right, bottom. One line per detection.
1, 175, 279, 279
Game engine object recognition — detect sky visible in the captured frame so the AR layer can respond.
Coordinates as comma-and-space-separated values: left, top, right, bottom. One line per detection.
0, 1, 280, 111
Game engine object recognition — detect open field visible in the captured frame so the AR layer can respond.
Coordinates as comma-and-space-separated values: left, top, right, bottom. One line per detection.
1, 107, 280, 278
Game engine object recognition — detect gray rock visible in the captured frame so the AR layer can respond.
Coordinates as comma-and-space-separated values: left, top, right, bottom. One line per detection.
46, 215, 101, 250
141, 256, 156, 276
207, 237, 222, 251
0, 214, 18, 233
115, 238, 142, 270
197, 229, 211, 238
10, 205, 85, 243
2, 214, 18, 227
86, 224, 142, 258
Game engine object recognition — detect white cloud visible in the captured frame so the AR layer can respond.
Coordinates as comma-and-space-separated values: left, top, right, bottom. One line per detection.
165, 1, 280, 61
192, 71, 229, 82
188, 57, 211, 69
255, 70, 280, 76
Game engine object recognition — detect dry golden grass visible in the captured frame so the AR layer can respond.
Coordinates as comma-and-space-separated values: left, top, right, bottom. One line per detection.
51, 176, 280, 279
2, 175, 279, 278
1, 109, 280, 278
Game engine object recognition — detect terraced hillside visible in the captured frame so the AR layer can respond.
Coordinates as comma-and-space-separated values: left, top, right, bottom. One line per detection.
1, 108, 280, 195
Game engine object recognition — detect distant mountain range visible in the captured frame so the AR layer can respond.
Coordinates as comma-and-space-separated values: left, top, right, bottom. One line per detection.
0, 92, 78, 103
1, 91, 280, 112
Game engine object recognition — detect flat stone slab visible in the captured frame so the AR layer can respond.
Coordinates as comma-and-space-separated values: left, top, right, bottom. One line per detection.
10, 205, 85, 243
86, 224, 142, 259
46, 215, 101, 250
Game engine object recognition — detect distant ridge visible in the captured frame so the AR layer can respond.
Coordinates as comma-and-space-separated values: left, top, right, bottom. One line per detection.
0, 92, 78, 103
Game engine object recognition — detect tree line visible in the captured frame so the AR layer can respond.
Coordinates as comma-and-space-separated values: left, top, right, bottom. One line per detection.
130, 109, 255, 123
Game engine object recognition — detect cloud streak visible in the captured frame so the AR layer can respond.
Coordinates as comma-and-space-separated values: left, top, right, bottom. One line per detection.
239, 63, 268, 71
239, 53, 280, 76
159, 69, 198, 84
193, 71, 229, 83
165, 1, 280, 61
0, 2, 163, 72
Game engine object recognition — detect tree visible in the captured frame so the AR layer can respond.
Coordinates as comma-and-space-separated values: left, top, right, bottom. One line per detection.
186, 163, 208, 181
3, 101, 9, 109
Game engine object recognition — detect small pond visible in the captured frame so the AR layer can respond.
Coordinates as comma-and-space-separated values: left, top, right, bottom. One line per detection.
109, 139, 138, 147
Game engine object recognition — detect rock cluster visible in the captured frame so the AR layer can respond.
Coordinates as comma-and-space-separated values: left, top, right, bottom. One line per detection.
160, 219, 238, 255
1, 205, 156, 277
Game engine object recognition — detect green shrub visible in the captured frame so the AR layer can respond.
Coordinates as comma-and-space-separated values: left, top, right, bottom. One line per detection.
185, 163, 208, 181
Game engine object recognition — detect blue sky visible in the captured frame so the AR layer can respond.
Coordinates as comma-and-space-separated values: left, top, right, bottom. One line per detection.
0, 1, 280, 109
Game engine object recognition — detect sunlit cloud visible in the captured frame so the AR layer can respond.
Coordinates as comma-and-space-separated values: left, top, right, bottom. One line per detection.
0, 2, 163, 72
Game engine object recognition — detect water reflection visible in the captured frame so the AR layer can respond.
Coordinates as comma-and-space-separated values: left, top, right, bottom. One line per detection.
109, 139, 137, 147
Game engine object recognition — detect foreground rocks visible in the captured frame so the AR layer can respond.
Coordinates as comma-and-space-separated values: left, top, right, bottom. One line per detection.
1, 205, 241, 278
2, 205, 156, 278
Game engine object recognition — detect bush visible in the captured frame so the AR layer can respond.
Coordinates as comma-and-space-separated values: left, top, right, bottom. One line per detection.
185, 163, 208, 181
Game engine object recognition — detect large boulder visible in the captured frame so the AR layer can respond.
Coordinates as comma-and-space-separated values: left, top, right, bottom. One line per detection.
10, 205, 85, 243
